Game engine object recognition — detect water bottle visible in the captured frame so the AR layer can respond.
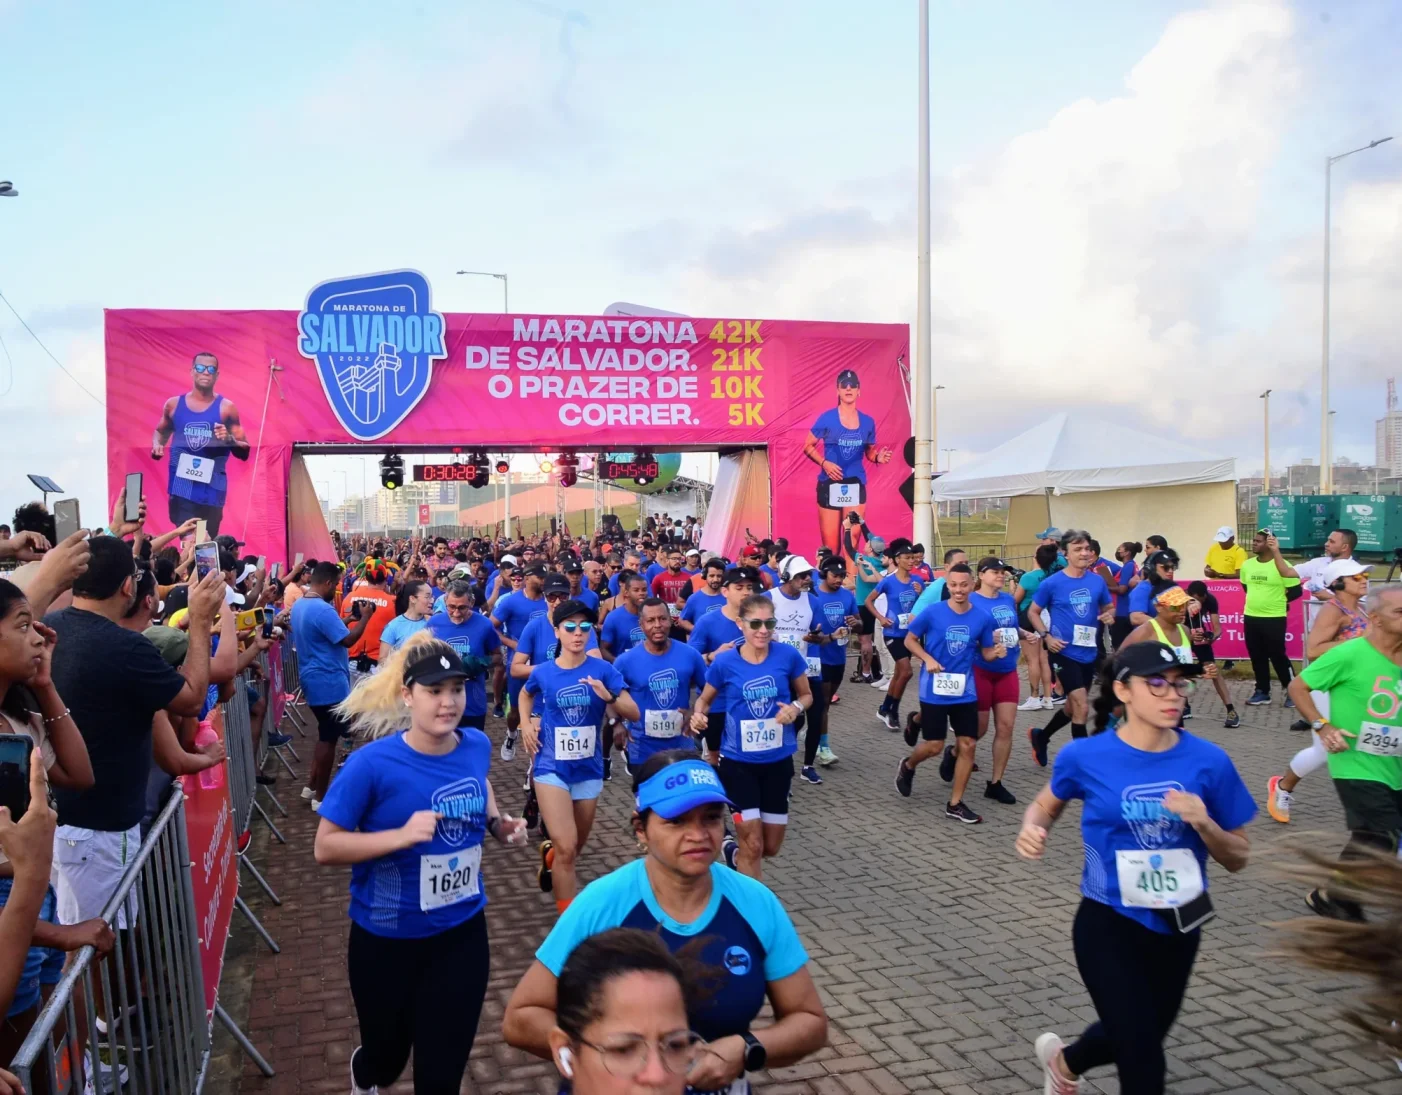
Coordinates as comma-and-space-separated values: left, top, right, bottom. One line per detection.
196, 720, 225, 791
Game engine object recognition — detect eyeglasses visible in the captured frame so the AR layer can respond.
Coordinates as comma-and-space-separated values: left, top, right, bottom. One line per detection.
576, 1031, 704, 1077
1138, 676, 1195, 698
560, 620, 594, 633
744, 618, 777, 631
192, 363, 217, 375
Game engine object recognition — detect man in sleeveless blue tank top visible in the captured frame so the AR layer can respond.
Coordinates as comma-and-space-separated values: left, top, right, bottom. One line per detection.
150, 352, 250, 535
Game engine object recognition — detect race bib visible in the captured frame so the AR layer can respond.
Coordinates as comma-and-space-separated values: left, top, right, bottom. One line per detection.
1357, 721, 1402, 758
806, 656, 822, 678
896, 613, 911, 630
419, 845, 481, 912
928, 672, 967, 698
645, 709, 683, 739
1115, 848, 1203, 909
739, 718, 780, 752
993, 627, 1019, 649
554, 723, 597, 760
1174, 647, 1195, 666
827, 482, 859, 507
175, 451, 215, 484
1072, 624, 1097, 647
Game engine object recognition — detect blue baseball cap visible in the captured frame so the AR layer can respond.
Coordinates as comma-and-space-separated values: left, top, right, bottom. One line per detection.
635, 759, 731, 818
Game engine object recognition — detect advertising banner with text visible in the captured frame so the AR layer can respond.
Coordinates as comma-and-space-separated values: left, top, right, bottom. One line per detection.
105, 271, 911, 559
181, 707, 238, 1019
1186, 580, 1305, 661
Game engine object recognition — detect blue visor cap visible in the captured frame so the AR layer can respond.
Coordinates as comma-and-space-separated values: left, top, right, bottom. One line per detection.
635, 759, 731, 818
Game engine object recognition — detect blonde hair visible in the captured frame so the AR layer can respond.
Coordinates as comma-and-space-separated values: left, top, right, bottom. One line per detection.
335, 630, 455, 739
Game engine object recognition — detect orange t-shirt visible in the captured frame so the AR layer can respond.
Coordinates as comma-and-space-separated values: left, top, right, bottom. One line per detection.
342, 585, 396, 660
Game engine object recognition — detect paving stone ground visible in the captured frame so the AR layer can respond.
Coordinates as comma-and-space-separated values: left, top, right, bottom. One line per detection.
209, 665, 1400, 1094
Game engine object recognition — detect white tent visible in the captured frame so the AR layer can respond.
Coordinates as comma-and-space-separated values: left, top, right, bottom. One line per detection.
932, 413, 1234, 499
932, 414, 1237, 577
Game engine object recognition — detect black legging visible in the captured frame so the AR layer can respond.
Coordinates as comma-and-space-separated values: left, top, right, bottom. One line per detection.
348, 912, 490, 1094
1243, 614, 1292, 695
1062, 899, 1200, 1094
796, 677, 828, 767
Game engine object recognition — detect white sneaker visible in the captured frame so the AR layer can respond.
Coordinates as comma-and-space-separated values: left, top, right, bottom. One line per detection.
816, 745, 839, 767
1017, 696, 1044, 712
871, 677, 890, 691
500, 732, 517, 762
1041, 696, 1055, 710
1034, 1032, 1080, 1094
301, 786, 315, 801
350, 1046, 379, 1095
311, 798, 322, 813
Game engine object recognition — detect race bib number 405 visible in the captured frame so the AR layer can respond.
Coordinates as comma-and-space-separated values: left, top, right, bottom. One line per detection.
1115, 848, 1203, 909
419, 845, 481, 912
554, 723, 597, 760
740, 718, 780, 752
1357, 722, 1402, 758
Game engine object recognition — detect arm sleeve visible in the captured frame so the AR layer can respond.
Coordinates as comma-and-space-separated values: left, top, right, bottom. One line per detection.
1206, 753, 1258, 833
316, 749, 375, 831
1128, 583, 1151, 614
1049, 741, 1084, 802
723, 874, 809, 982
603, 662, 626, 694
523, 667, 544, 699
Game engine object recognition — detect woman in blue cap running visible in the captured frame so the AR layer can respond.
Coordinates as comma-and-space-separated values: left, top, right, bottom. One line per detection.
803, 370, 892, 560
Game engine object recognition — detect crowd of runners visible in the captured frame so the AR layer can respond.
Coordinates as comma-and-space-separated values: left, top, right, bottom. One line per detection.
0, 500, 1399, 1095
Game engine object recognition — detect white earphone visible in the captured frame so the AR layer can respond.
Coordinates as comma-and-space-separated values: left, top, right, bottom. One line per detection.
558, 1047, 574, 1078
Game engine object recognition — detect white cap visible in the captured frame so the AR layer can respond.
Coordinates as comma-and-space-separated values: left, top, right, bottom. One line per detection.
686, 547, 701, 558
223, 584, 245, 608
779, 555, 815, 581
1320, 558, 1368, 587
500, 554, 518, 566
1213, 526, 1235, 543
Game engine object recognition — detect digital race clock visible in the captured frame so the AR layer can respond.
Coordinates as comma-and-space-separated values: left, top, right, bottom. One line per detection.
600, 459, 660, 481
413, 464, 482, 482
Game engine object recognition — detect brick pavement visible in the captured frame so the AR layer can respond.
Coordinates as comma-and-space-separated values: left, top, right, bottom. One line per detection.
210, 668, 1400, 1095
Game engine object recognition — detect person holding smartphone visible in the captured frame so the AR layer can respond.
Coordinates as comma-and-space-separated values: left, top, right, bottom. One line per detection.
150, 352, 250, 537
1016, 642, 1254, 1095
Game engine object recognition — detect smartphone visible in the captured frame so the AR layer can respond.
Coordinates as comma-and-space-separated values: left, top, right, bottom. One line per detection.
261, 614, 275, 640
124, 472, 143, 523
256, 555, 267, 572
195, 541, 220, 580
294, 552, 304, 567
236, 607, 266, 631
269, 562, 281, 582
55, 499, 81, 542
0, 734, 33, 822
194, 519, 208, 544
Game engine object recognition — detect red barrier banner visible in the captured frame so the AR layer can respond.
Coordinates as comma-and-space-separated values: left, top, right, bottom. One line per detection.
182, 706, 238, 1018
1187, 580, 1305, 661
267, 640, 285, 732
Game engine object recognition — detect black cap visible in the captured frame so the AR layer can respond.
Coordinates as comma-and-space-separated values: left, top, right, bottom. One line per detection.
977, 557, 1012, 573
722, 565, 761, 587
218, 550, 239, 573
552, 599, 598, 627
563, 559, 583, 574
885, 537, 914, 558
819, 555, 847, 576
837, 369, 860, 388
1114, 642, 1204, 680
403, 647, 469, 687
215, 534, 245, 552
523, 561, 548, 578
162, 584, 190, 620
542, 573, 571, 597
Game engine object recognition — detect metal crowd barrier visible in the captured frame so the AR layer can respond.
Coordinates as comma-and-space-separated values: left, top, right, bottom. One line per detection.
10, 785, 270, 1094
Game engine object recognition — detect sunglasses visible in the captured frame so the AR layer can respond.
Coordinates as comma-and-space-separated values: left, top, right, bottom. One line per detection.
560, 620, 594, 633
744, 618, 777, 631
193, 363, 217, 375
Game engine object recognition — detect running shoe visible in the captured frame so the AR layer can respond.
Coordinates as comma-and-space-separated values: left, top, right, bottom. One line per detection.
882, 710, 901, 732
500, 732, 517, 762
1224, 709, 1241, 728
945, 801, 982, 824
984, 780, 1017, 805
903, 712, 920, 747
492, 702, 505, 719
1289, 719, 1311, 732
939, 746, 957, 783
894, 759, 914, 798
267, 731, 294, 747
311, 798, 322, 813
603, 756, 613, 782
523, 788, 540, 830
1017, 696, 1045, 712
1305, 887, 1365, 922
1028, 726, 1049, 768
256, 773, 277, 786
722, 834, 740, 870
1182, 702, 1193, 720
301, 786, 315, 801
1049, 692, 1065, 706
850, 669, 866, 683
1222, 659, 1236, 672
618, 753, 631, 780
537, 839, 554, 893
1266, 775, 1292, 824
829, 692, 841, 706
1245, 691, 1271, 706
350, 1047, 380, 1095
871, 677, 890, 691
1040, 696, 1055, 710
1034, 1032, 1081, 1095
1283, 696, 1296, 709
816, 745, 839, 766
800, 765, 823, 785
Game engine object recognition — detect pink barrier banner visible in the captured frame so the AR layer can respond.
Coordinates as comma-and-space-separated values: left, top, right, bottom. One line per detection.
104, 276, 911, 562
1188, 580, 1305, 661
267, 640, 285, 731
181, 707, 238, 1019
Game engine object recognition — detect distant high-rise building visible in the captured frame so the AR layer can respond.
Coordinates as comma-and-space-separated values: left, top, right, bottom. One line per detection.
1378, 378, 1402, 476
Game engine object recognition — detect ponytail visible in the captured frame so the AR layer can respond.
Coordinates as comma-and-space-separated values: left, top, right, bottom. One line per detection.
1090, 658, 1121, 735
335, 630, 453, 739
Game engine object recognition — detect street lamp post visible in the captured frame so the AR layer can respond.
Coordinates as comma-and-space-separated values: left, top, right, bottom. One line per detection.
1321, 136, 1393, 494
456, 270, 509, 312
1260, 389, 1271, 495
911, 0, 935, 550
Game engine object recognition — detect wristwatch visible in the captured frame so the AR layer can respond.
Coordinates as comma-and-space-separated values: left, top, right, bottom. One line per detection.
740, 1031, 767, 1073
1311, 719, 1328, 732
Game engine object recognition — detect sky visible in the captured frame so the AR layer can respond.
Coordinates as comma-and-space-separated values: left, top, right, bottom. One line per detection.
1, 0, 1399, 524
